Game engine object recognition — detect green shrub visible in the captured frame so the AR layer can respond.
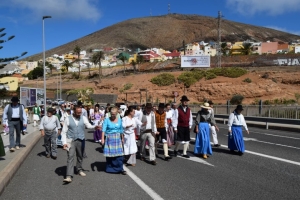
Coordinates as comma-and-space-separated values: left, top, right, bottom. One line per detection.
243, 78, 252, 83
177, 72, 197, 87
150, 73, 176, 86
230, 94, 244, 105
205, 72, 217, 80
119, 83, 133, 93
222, 67, 247, 78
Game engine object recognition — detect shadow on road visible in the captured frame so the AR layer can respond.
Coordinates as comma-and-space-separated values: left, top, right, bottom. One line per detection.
90, 162, 106, 172
95, 147, 103, 153
212, 147, 233, 155
55, 166, 67, 177
37, 151, 46, 157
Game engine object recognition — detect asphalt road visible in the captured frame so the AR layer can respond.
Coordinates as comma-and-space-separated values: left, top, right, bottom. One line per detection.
1, 124, 300, 200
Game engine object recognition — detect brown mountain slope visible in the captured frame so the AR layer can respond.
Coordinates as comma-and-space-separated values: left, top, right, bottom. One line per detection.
26, 14, 299, 60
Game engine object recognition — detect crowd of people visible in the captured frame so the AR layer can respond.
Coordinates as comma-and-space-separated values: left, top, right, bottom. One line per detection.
0, 95, 249, 183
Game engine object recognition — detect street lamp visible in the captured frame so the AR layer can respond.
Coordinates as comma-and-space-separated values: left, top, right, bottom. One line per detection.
43, 15, 51, 107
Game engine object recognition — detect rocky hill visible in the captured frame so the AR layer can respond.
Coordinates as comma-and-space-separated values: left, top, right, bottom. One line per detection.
25, 14, 299, 61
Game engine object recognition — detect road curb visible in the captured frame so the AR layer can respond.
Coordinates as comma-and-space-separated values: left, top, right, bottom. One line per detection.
0, 131, 41, 195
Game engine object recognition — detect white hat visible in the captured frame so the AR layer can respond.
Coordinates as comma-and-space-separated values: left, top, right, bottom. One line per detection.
201, 102, 211, 110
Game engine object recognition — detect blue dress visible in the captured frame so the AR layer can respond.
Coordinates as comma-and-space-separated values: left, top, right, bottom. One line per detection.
102, 118, 124, 173
228, 125, 245, 153
194, 122, 212, 155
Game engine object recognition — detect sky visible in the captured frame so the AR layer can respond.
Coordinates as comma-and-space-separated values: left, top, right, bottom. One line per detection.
1, 0, 300, 59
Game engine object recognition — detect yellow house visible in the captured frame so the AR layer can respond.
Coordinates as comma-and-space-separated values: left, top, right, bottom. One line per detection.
0, 77, 19, 91
231, 42, 245, 55
128, 54, 137, 63
64, 54, 77, 62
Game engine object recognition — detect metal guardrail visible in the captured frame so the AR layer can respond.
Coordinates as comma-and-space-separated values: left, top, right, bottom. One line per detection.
192, 113, 300, 129
214, 114, 300, 129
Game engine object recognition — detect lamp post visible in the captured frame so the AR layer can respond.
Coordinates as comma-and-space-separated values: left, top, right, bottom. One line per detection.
43, 15, 51, 107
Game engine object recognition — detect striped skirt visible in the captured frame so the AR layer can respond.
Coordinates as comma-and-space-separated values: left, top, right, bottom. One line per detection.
103, 133, 124, 157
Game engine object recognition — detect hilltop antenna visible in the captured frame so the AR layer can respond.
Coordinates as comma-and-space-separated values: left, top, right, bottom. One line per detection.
217, 11, 224, 68
168, 3, 171, 14
150, 8, 152, 16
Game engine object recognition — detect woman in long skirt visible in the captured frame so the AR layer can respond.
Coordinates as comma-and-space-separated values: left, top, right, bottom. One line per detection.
0, 134, 5, 157
122, 106, 141, 166
228, 105, 249, 155
101, 107, 126, 175
194, 103, 219, 159
93, 106, 103, 142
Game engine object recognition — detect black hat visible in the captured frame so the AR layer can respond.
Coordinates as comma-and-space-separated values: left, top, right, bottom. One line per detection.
145, 103, 152, 108
208, 100, 214, 105
11, 96, 19, 102
158, 103, 165, 108
236, 105, 244, 111
180, 95, 189, 102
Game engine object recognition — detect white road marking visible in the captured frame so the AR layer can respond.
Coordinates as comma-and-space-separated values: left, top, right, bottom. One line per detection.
253, 140, 300, 150
123, 165, 164, 200
191, 138, 300, 166
243, 137, 258, 141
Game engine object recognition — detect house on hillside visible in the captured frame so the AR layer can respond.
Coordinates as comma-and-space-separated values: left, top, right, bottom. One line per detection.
163, 50, 181, 59
231, 42, 245, 55
0, 77, 19, 91
261, 41, 278, 54
277, 43, 289, 54
186, 43, 204, 56
137, 49, 162, 62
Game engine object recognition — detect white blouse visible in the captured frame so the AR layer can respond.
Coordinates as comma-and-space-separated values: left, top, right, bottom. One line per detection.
122, 116, 142, 135
228, 112, 248, 131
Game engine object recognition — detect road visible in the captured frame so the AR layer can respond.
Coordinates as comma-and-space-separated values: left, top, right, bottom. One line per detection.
1, 124, 300, 200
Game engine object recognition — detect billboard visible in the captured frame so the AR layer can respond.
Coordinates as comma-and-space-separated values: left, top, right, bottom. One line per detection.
20, 87, 45, 106
181, 55, 210, 68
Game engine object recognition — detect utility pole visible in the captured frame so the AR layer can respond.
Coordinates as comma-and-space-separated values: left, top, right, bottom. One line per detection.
168, 3, 171, 14
150, 8, 152, 16
217, 11, 224, 68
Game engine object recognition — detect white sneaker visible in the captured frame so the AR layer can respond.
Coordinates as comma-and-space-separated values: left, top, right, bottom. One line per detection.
10, 148, 16, 152
3, 132, 8, 136
78, 171, 86, 177
63, 176, 72, 183
15, 146, 20, 150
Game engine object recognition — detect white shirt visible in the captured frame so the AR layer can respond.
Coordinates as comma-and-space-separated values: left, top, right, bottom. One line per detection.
122, 116, 142, 135
166, 109, 174, 119
60, 112, 70, 124
40, 115, 61, 131
3, 104, 27, 124
134, 109, 143, 121
141, 111, 157, 133
61, 115, 95, 145
172, 106, 193, 130
228, 112, 248, 131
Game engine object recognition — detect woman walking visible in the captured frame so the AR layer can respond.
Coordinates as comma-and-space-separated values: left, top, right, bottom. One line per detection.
194, 103, 219, 159
228, 105, 249, 155
101, 107, 126, 175
92, 105, 104, 143
122, 107, 141, 167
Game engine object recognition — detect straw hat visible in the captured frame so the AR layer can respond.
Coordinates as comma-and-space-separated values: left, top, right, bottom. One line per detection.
201, 102, 211, 110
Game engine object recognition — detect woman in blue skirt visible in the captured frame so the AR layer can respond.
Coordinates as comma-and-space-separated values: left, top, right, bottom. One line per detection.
101, 107, 126, 175
194, 103, 219, 159
228, 105, 249, 156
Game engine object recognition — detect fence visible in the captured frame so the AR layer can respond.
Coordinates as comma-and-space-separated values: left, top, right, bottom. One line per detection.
211, 105, 300, 119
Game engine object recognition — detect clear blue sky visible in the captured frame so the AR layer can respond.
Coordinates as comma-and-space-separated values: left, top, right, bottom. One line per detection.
1, 0, 300, 59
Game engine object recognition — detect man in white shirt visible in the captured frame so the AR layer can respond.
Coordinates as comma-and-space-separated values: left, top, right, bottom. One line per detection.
140, 103, 158, 165
2, 96, 27, 152
40, 108, 61, 159
61, 106, 99, 183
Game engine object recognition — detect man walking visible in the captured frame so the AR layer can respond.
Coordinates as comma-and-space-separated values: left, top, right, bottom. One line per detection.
140, 103, 158, 165
2, 96, 27, 152
61, 106, 98, 183
40, 108, 61, 159
172, 96, 193, 158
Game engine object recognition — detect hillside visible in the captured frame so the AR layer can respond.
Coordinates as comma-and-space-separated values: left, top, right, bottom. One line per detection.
25, 14, 299, 61
21, 66, 300, 105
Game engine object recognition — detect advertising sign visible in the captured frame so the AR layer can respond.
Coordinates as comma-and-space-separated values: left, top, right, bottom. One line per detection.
181, 55, 210, 68
20, 87, 45, 107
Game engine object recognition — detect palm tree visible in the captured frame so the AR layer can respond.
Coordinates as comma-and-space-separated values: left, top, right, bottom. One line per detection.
61, 60, 72, 72
73, 45, 81, 76
131, 60, 137, 73
136, 55, 144, 64
47, 63, 55, 74
118, 53, 129, 75
91, 51, 104, 82
242, 43, 252, 55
